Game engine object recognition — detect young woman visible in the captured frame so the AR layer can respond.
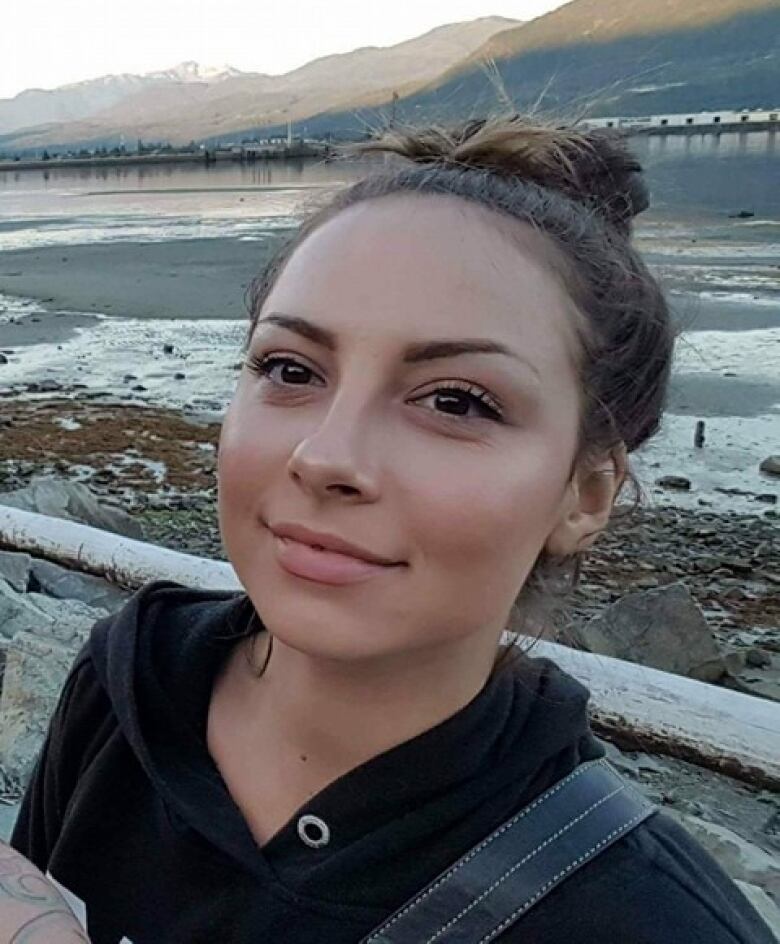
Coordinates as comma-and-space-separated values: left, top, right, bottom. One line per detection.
7, 117, 775, 943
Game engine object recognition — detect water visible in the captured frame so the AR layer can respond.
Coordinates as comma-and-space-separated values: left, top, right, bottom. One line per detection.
0, 158, 362, 250
1, 132, 778, 511
1, 135, 777, 305
635, 133, 780, 311
1, 135, 778, 286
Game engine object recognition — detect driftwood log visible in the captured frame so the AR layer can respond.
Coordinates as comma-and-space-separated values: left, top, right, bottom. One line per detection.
1, 505, 778, 789
0, 504, 239, 591
524, 639, 779, 790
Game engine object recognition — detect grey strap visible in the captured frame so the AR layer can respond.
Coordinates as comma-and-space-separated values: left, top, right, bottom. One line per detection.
363, 757, 657, 944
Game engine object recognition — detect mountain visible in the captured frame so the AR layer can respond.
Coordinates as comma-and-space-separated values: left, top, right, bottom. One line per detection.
5, 0, 778, 152
299, 0, 780, 138
466, 0, 775, 61
2, 17, 518, 150
156, 62, 244, 82
437, 0, 780, 115
0, 62, 244, 137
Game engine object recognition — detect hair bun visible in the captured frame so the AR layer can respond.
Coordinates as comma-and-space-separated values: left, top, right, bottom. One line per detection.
351, 115, 649, 234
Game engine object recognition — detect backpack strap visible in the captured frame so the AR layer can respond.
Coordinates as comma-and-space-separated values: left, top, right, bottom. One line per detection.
362, 757, 657, 944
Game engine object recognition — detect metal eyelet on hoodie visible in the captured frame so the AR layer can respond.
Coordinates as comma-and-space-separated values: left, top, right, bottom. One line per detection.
297, 814, 330, 849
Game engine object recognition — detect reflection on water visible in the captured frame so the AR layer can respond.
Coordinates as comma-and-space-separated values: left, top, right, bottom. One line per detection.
0, 153, 363, 190
0, 156, 372, 250
635, 131, 779, 220
1, 130, 776, 202
0, 132, 778, 302
1, 132, 777, 342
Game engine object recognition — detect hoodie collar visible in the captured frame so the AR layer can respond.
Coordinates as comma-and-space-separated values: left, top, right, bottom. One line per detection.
90, 580, 604, 911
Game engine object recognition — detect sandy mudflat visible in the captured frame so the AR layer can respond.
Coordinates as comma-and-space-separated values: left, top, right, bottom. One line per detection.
2, 235, 780, 332
0, 311, 100, 347
0, 236, 287, 323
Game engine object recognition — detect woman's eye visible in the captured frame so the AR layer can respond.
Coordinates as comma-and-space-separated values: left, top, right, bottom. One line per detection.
246, 355, 502, 423
247, 354, 322, 387
413, 385, 503, 422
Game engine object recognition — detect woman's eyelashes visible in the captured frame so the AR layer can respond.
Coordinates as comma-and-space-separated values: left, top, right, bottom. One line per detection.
247, 352, 323, 388
245, 352, 505, 423
413, 382, 503, 422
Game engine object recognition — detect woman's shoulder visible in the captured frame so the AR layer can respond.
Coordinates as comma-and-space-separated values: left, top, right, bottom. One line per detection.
619, 810, 775, 941
87, 579, 251, 677
501, 807, 776, 943
28, 579, 250, 775
11, 581, 251, 867
89, 578, 249, 646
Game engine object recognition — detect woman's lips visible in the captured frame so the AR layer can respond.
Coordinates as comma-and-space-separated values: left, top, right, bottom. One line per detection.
273, 534, 403, 585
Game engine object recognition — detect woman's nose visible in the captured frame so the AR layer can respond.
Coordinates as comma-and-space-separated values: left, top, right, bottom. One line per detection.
286, 401, 382, 503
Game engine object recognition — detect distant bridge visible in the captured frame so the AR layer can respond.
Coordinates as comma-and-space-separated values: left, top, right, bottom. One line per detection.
581, 107, 779, 135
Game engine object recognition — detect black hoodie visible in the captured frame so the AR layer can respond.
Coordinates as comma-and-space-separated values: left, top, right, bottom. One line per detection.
11, 581, 775, 943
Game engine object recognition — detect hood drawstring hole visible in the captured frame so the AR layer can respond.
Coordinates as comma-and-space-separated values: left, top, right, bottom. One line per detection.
297, 814, 330, 849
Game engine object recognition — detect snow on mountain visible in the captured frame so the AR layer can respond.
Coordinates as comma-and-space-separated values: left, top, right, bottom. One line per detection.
147, 61, 244, 83
0, 62, 244, 136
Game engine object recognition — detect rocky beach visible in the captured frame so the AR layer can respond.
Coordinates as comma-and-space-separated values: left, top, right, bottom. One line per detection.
0, 147, 778, 926
0, 146, 778, 672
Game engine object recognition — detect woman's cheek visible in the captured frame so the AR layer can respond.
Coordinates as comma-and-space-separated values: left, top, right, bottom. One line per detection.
218, 401, 261, 510
422, 453, 561, 570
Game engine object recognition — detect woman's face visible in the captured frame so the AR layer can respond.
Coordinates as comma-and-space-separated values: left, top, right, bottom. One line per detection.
218, 194, 593, 664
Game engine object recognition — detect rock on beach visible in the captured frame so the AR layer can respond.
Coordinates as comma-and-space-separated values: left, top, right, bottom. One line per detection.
571, 582, 741, 682
0, 477, 143, 538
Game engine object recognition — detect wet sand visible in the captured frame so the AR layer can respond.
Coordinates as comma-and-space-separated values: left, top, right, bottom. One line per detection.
2, 236, 780, 332
0, 311, 100, 347
0, 236, 287, 324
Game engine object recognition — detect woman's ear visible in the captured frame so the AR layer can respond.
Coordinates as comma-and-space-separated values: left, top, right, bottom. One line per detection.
543, 444, 628, 558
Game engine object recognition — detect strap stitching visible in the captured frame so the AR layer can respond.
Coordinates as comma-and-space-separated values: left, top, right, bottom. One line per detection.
364, 760, 602, 941
477, 807, 652, 944
422, 785, 625, 944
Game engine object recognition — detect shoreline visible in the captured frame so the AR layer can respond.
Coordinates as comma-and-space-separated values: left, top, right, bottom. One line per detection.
1, 234, 779, 331
0, 307, 100, 347
0, 237, 287, 323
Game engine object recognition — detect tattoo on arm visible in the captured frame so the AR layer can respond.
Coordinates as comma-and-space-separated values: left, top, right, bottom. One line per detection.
12, 911, 90, 942
0, 856, 67, 905
0, 843, 90, 942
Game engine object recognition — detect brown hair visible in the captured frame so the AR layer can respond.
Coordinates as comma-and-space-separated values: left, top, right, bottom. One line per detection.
243, 113, 675, 672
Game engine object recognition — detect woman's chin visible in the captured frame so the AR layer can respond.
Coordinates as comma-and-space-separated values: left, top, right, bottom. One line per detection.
262, 614, 402, 664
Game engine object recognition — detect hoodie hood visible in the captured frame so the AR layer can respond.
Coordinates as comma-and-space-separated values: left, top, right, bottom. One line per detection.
89, 580, 605, 912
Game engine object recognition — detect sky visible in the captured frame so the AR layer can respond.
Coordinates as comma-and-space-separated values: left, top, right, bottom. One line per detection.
1, 0, 570, 100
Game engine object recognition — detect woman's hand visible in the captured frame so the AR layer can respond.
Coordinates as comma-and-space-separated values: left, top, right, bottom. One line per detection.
0, 842, 90, 942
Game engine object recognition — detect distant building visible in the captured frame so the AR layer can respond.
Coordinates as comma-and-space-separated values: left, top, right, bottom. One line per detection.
581, 108, 779, 131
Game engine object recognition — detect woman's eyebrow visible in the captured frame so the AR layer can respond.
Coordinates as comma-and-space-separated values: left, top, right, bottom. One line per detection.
257, 313, 540, 377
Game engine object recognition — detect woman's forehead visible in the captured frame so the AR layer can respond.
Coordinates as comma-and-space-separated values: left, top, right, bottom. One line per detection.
262, 194, 581, 363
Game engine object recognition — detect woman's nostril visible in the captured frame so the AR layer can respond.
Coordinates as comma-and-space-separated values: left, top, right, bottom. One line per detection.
332, 484, 360, 496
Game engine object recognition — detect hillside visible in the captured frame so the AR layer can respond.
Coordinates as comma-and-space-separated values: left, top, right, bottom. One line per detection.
244, 0, 780, 141
443, 0, 780, 116
468, 0, 776, 62
4, 17, 517, 150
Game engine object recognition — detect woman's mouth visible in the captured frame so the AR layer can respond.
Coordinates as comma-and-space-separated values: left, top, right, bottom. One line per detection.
273, 534, 403, 585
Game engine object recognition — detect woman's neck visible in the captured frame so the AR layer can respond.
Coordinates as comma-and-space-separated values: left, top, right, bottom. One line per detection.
231, 631, 498, 783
